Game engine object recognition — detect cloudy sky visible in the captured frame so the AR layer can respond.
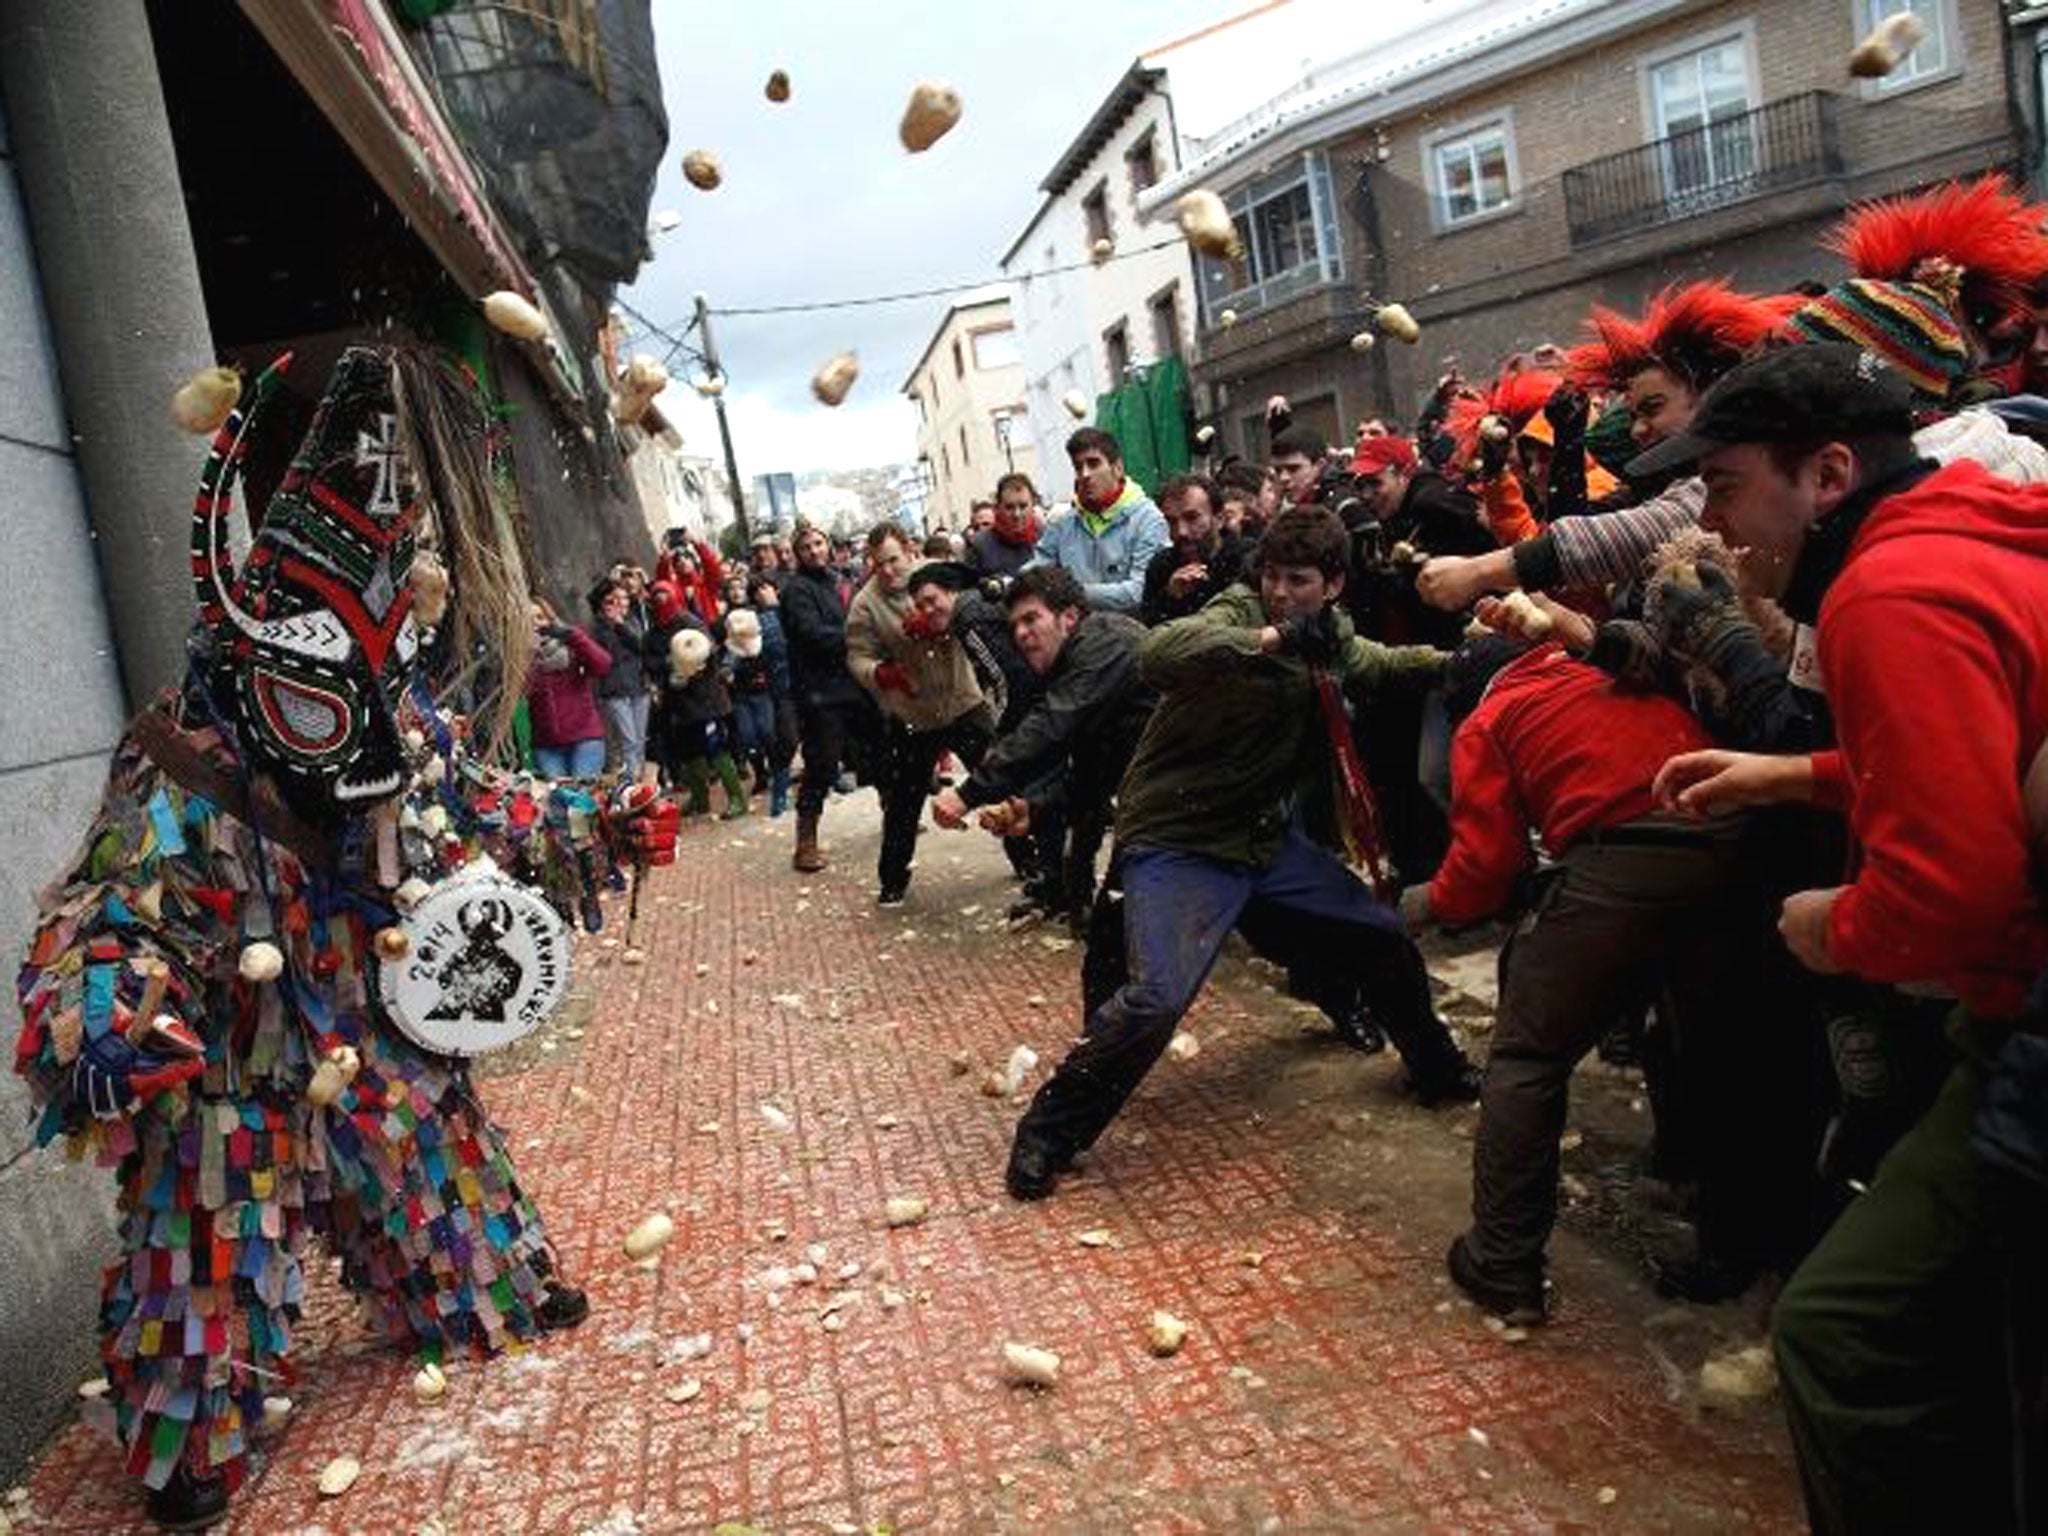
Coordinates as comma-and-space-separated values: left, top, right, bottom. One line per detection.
618, 1, 1277, 478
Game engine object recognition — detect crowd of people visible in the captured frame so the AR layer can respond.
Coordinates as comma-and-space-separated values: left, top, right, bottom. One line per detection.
491, 172, 2048, 1533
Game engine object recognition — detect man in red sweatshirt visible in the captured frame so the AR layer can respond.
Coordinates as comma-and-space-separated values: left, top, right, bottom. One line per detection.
1411, 643, 1798, 1323
1644, 343, 2048, 1535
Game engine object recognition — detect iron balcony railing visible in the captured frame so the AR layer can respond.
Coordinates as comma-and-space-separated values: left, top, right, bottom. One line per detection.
1563, 91, 1842, 248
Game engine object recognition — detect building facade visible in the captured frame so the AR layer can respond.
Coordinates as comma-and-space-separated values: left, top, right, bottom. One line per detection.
1000, 67, 1197, 475
992, 3, 1430, 473
902, 289, 1039, 530
1141, 0, 2025, 460
623, 406, 728, 548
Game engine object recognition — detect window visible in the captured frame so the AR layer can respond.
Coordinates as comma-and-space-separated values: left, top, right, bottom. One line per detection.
1149, 284, 1183, 360
971, 325, 1020, 370
940, 442, 951, 479
1238, 396, 1338, 459
951, 337, 965, 379
1428, 116, 1517, 227
1126, 130, 1159, 197
1858, 0, 1954, 89
1103, 321, 1131, 383
959, 424, 971, 467
1193, 152, 1343, 326
1082, 181, 1111, 247
1647, 33, 1759, 206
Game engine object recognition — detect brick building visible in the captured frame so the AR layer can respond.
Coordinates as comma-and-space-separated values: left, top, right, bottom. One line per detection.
1139, 0, 2024, 460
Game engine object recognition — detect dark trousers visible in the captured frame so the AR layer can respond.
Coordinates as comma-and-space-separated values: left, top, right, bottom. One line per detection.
1464, 825, 1807, 1283
795, 695, 859, 816
875, 710, 992, 893
1776, 1027, 2048, 1536
1774, 1057, 2011, 1534
1015, 828, 1468, 1159
733, 692, 796, 772
1357, 689, 1448, 884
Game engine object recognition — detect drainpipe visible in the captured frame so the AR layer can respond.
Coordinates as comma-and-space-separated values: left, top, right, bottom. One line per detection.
1349, 161, 1398, 422
0, 0, 218, 709
2000, 3, 2043, 191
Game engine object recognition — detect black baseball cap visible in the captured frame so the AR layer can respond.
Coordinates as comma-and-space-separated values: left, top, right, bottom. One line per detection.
1626, 342, 1916, 479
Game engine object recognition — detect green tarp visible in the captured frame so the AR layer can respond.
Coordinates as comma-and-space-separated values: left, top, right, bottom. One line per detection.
1093, 354, 1192, 495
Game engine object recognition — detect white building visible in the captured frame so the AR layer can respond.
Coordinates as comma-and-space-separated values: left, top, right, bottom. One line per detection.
901, 286, 1039, 531
996, 1, 1490, 465
999, 65, 1191, 477
621, 401, 727, 546
995, 4, 1362, 472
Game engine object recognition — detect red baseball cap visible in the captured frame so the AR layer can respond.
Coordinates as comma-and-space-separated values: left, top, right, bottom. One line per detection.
1350, 435, 1419, 475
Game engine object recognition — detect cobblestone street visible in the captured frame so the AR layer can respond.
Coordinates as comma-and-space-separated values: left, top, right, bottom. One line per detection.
12, 800, 1804, 1534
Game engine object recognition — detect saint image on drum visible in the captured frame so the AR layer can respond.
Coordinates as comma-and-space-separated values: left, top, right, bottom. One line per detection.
424, 896, 526, 1023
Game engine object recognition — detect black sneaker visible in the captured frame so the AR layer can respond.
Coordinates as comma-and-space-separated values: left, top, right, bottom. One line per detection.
1005, 1137, 1068, 1201
145, 1468, 229, 1531
1413, 1060, 1483, 1107
1446, 1234, 1548, 1327
1331, 1004, 1387, 1055
876, 885, 908, 908
1649, 1248, 1759, 1305
535, 1280, 590, 1331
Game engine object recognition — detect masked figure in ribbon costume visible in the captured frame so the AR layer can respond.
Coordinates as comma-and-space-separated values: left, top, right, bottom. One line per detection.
13, 348, 673, 1530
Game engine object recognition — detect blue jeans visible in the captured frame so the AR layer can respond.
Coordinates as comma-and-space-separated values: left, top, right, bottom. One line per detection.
535, 738, 606, 780
601, 695, 650, 781
1015, 827, 1465, 1158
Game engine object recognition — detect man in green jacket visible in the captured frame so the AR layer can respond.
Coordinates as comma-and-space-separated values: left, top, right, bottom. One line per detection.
1007, 506, 1480, 1200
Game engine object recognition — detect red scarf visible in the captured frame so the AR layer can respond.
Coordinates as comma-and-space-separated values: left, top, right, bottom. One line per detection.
994, 512, 1041, 548
1075, 473, 1127, 515
1312, 667, 1393, 901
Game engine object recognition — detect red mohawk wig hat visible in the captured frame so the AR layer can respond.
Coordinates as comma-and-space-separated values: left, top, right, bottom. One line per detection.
1825, 174, 2048, 339
1567, 281, 1797, 394
1442, 361, 1562, 467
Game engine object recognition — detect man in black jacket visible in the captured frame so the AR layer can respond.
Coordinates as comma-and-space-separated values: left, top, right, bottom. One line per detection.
1141, 473, 1247, 626
1340, 434, 1498, 882
908, 560, 1044, 890
906, 563, 1039, 732
930, 566, 1155, 925
1346, 435, 1495, 649
780, 523, 868, 872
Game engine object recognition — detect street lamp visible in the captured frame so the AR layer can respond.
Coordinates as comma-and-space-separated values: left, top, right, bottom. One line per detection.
993, 410, 1016, 474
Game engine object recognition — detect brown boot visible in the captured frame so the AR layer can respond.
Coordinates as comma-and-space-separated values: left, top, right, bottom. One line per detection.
792, 811, 826, 872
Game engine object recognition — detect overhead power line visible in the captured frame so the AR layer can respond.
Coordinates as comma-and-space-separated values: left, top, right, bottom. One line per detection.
624, 236, 1191, 336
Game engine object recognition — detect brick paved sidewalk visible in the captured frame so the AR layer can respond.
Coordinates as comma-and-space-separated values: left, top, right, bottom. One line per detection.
8, 798, 1804, 1534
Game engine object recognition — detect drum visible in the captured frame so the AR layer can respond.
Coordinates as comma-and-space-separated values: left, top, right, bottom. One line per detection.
378, 858, 572, 1056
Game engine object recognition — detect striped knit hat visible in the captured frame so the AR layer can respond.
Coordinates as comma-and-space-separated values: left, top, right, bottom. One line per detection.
1787, 277, 1968, 403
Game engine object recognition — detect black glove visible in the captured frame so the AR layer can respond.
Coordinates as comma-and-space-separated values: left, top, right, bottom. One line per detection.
1587, 619, 1665, 693
1278, 608, 1341, 667
1543, 383, 1589, 439
1651, 563, 1745, 664
1544, 385, 1591, 519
